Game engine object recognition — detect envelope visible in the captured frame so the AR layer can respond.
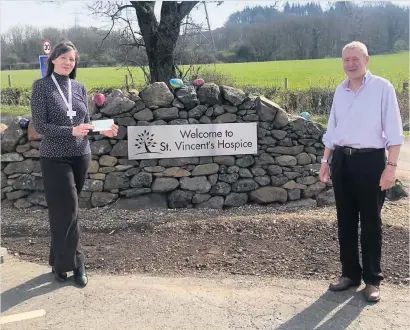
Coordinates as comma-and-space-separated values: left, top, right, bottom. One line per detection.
92, 119, 114, 132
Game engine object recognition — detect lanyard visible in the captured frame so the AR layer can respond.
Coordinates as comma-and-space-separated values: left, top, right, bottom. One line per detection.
51, 74, 76, 122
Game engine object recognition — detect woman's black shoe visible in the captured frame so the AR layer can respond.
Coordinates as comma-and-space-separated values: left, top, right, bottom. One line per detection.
51, 267, 67, 282
73, 265, 88, 287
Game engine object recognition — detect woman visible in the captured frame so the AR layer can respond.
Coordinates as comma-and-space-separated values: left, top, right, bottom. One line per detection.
31, 40, 118, 287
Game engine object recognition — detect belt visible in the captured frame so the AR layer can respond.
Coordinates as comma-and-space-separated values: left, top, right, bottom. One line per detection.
335, 145, 381, 155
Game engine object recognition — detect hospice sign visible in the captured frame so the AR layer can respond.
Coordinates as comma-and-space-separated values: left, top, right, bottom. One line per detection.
127, 123, 257, 160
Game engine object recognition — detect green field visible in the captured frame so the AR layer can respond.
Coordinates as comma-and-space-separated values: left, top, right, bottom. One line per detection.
1, 52, 408, 90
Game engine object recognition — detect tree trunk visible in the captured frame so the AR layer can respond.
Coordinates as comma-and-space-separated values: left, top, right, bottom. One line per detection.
131, 1, 198, 84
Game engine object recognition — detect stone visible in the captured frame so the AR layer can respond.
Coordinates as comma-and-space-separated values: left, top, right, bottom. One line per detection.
213, 156, 236, 166
14, 198, 32, 209
169, 119, 189, 125
99, 167, 115, 174
91, 140, 112, 155
1, 153, 24, 162
120, 188, 151, 198
168, 190, 194, 208
296, 176, 317, 185
159, 158, 199, 167
198, 83, 221, 106
1, 117, 25, 153
153, 107, 179, 121
91, 192, 118, 207
284, 199, 317, 210
284, 172, 301, 180
6, 190, 29, 201
232, 179, 259, 192
255, 96, 281, 121
267, 165, 282, 175
115, 165, 134, 172
161, 167, 191, 177
192, 193, 211, 204
140, 82, 174, 107
254, 175, 271, 186
27, 192, 47, 206
275, 155, 297, 166
213, 105, 224, 116
134, 109, 154, 121
255, 153, 275, 166
386, 180, 409, 200
296, 152, 312, 165
176, 86, 200, 110
250, 186, 287, 204
110, 141, 128, 157
317, 189, 336, 206
236, 155, 255, 168
83, 179, 104, 192
144, 166, 166, 173
99, 155, 118, 167
90, 173, 106, 180
3, 159, 35, 175
270, 175, 289, 187
192, 163, 219, 176
180, 176, 211, 193
100, 96, 135, 116
269, 145, 304, 155
251, 167, 266, 176
134, 100, 146, 111
1, 171, 7, 188
188, 105, 208, 119
303, 181, 326, 198
16, 144, 31, 153
12, 174, 43, 191
213, 113, 237, 123
271, 130, 287, 140
130, 172, 152, 188
218, 173, 239, 184
220, 85, 246, 106
288, 189, 301, 201
243, 114, 259, 122
224, 193, 248, 207
116, 117, 137, 126
222, 104, 238, 113
151, 177, 179, 192
272, 109, 289, 129
111, 193, 168, 210
210, 182, 231, 196
173, 98, 185, 109
195, 196, 224, 209
104, 172, 130, 191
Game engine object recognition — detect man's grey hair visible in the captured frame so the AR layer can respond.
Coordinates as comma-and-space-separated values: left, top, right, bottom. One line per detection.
342, 41, 369, 57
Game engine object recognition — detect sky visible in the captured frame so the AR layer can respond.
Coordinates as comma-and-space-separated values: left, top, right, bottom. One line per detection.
1, 0, 408, 34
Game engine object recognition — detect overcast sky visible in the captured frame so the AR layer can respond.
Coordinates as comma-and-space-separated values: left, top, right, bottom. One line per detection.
1, 0, 408, 33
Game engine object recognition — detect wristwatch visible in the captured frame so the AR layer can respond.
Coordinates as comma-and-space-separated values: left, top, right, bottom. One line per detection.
321, 159, 329, 164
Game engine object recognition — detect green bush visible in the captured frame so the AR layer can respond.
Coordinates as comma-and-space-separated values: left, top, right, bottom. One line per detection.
1, 87, 32, 106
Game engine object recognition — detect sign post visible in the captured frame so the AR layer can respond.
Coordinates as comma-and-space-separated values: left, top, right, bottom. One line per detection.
39, 40, 52, 78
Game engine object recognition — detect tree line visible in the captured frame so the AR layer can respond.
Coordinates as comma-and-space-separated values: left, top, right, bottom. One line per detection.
1, 1, 408, 71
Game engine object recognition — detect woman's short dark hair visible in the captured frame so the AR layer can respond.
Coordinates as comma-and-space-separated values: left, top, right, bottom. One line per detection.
46, 40, 80, 79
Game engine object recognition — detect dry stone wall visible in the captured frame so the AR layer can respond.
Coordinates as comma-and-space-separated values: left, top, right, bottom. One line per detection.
1, 82, 335, 210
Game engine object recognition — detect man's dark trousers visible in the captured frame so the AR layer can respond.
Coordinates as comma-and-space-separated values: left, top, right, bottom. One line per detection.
331, 146, 386, 285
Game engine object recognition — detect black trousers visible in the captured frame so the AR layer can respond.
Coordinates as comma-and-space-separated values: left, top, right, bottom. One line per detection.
40, 154, 91, 273
331, 147, 386, 285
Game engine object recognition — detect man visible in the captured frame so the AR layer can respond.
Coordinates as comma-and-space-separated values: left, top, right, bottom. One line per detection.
320, 41, 404, 302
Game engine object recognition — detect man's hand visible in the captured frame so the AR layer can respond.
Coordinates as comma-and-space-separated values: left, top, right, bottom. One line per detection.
319, 163, 331, 183
73, 124, 94, 136
380, 166, 396, 191
101, 124, 119, 138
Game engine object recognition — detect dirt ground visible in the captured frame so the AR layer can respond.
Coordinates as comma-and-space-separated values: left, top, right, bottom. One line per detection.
2, 195, 409, 287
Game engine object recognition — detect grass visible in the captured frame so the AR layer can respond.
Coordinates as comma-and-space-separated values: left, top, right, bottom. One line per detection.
1, 52, 408, 90
1, 105, 31, 117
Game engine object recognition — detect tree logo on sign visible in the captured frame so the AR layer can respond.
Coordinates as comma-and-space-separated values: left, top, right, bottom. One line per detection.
134, 130, 162, 155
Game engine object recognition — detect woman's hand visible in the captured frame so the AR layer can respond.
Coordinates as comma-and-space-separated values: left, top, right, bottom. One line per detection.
73, 124, 94, 136
101, 124, 119, 138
